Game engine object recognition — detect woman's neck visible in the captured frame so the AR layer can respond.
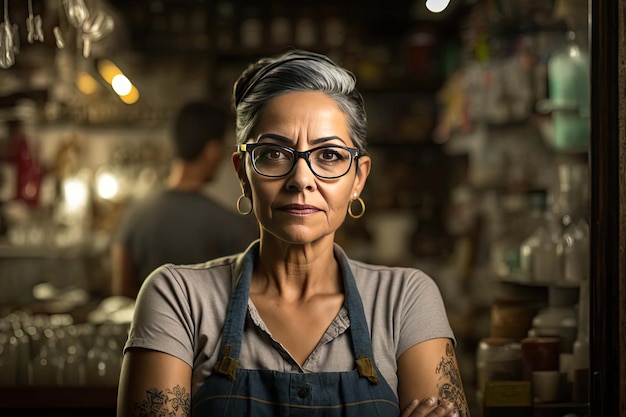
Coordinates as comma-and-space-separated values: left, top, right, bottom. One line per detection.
252, 236, 342, 301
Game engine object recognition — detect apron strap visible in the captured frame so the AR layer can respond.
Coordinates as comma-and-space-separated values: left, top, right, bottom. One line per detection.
338, 252, 381, 385
213, 244, 259, 379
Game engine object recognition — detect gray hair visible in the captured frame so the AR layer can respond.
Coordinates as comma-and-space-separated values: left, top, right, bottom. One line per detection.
233, 50, 368, 155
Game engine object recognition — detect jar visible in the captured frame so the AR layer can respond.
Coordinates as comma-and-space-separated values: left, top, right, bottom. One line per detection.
476, 337, 523, 405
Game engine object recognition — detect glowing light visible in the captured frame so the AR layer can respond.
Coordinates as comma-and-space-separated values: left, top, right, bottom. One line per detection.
76, 71, 100, 95
96, 171, 119, 200
111, 74, 132, 96
97, 59, 122, 84
97, 59, 141, 104
63, 178, 89, 211
119, 86, 140, 104
425, 0, 450, 13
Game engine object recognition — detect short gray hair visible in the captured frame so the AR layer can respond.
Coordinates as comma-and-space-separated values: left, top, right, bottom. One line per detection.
233, 49, 368, 155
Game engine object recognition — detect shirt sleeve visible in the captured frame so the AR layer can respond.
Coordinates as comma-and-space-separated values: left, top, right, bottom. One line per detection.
124, 265, 195, 367
396, 269, 455, 358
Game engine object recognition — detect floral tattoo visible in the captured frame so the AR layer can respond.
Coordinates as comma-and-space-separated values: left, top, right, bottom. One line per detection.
436, 342, 470, 417
134, 385, 190, 417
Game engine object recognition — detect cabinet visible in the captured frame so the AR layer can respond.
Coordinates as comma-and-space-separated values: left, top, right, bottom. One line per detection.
431, 1, 595, 415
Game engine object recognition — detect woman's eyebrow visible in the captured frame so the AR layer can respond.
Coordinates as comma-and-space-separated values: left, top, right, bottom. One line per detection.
257, 133, 292, 143
257, 133, 347, 146
310, 136, 348, 145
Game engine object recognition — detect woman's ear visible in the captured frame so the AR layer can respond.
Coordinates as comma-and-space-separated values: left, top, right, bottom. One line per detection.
354, 155, 371, 195
232, 151, 243, 176
232, 151, 250, 194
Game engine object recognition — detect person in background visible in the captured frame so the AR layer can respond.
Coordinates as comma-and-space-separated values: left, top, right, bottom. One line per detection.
110, 100, 258, 298
117, 50, 469, 417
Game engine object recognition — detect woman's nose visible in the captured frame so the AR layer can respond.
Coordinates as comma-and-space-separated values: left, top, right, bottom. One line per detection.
285, 157, 316, 191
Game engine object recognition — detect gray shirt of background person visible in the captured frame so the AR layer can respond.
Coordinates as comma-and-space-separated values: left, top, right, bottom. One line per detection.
114, 189, 258, 286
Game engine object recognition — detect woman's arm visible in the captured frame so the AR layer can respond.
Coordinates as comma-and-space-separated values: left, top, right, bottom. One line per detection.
397, 338, 470, 417
117, 348, 192, 417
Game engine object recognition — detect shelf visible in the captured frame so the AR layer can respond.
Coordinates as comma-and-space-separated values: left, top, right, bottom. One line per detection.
0, 386, 117, 409
532, 402, 589, 417
499, 278, 580, 289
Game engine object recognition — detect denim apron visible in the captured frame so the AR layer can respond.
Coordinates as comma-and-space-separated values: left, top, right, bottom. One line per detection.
192, 244, 400, 417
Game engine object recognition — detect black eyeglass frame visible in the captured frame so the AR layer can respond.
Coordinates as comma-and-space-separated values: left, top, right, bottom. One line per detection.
238, 143, 360, 179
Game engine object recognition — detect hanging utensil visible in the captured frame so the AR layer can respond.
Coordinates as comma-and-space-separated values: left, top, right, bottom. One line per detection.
0, 0, 15, 69
81, 9, 114, 58
63, 0, 89, 29
53, 26, 65, 48
53, 0, 66, 49
26, 0, 44, 43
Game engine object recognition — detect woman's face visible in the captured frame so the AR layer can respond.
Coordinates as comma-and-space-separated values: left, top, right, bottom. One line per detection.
233, 91, 371, 246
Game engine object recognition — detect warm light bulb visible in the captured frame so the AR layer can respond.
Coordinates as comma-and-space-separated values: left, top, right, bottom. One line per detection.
426, 0, 450, 13
111, 74, 133, 96
97, 59, 122, 84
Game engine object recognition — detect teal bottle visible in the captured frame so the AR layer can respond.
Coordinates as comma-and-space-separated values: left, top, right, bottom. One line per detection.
547, 31, 590, 153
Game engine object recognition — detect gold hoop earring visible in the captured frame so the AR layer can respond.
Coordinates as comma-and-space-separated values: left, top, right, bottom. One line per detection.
236, 194, 253, 216
348, 194, 365, 219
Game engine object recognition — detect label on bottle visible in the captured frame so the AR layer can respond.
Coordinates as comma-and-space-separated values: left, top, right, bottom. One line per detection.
484, 381, 532, 407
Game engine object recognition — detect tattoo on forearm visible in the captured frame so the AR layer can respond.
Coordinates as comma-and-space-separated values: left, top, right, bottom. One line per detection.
134, 385, 190, 417
436, 342, 470, 417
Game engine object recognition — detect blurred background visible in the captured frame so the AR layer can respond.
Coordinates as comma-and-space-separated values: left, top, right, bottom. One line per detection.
0, 0, 596, 416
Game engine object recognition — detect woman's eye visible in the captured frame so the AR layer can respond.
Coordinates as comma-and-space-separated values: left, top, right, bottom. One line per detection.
260, 147, 289, 161
320, 149, 341, 161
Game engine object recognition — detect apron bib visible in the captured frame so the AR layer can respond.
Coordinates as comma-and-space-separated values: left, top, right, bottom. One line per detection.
193, 244, 400, 416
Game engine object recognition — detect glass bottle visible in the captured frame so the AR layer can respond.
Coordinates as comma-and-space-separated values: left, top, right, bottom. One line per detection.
520, 190, 562, 283
561, 218, 589, 284
0, 333, 18, 385
8, 120, 42, 207
548, 31, 590, 152
61, 325, 86, 386
28, 328, 62, 386
86, 334, 121, 387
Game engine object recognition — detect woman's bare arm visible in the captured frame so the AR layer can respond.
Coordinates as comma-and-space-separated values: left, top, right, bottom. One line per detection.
397, 338, 470, 416
117, 348, 192, 417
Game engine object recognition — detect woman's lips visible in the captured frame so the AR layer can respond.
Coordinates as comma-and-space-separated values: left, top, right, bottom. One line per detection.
279, 204, 321, 215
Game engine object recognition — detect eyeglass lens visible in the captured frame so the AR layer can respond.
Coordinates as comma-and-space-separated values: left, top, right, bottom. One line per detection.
251, 144, 354, 178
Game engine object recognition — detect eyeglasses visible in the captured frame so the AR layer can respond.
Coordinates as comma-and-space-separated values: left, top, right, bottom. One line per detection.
239, 143, 360, 179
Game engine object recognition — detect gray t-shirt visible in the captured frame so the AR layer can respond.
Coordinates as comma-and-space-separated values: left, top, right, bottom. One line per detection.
114, 189, 258, 284
124, 243, 454, 399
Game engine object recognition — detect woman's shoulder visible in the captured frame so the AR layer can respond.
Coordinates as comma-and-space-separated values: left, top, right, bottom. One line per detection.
347, 257, 436, 285
142, 253, 243, 293
345, 256, 446, 311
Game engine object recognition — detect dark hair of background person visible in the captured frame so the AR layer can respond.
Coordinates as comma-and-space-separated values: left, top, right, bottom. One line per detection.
173, 101, 228, 160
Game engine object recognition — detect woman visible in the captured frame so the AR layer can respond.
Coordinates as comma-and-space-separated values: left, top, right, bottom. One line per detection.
117, 49, 469, 417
